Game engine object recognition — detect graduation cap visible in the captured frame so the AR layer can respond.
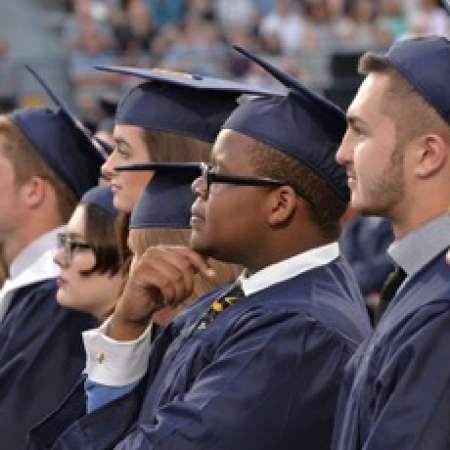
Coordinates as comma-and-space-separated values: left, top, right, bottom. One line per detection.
80, 185, 117, 217
116, 162, 201, 229
380, 35, 450, 126
10, 66, 108, 199
222, 45, 349, 204
95, 65, 283, 143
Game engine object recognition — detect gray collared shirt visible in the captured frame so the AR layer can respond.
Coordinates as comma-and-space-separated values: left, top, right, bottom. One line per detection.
388, 213, 450, 280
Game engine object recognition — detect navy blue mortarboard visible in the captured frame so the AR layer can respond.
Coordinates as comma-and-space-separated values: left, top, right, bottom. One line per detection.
95, 65, 282, 143
380, 35, 450, 125
80, 186, 117, 217
223, 46, 349, 204
10, 66, 108, 198
117, 162, 202, 229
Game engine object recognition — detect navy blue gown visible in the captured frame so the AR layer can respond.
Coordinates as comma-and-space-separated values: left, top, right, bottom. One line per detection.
0, 279, 97, 450
28, 257, 371, 450
332, 251, 450, 450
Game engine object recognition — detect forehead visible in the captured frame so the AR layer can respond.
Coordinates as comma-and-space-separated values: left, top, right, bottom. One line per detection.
211, 129, 256, 166
347, 73, 391, 122
113, 124, 145, 142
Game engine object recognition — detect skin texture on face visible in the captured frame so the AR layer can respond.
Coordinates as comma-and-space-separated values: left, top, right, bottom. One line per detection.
336, 73, 406, 219
190, 129, 273, 269
53, 205, 123, 320
101, 124, 154, 213
0, 147, 25, 240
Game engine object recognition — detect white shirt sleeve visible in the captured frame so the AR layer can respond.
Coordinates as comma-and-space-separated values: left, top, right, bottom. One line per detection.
82, 318, 153, 387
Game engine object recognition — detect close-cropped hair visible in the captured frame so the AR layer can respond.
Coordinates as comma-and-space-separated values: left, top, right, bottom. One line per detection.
129, 227, 242, 295
0, 115, 78, 222
248, 139, 347, 237
358, 52, 450, 145
143, 129, 212, 162
78, 202, 126, 277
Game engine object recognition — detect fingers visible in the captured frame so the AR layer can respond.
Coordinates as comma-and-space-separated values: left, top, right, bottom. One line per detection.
115, 245, 218, 328
165, 246, 218, 280
133, 245, 213, 305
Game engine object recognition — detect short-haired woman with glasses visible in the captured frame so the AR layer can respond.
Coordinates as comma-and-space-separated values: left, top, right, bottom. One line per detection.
54, 186, 126, 322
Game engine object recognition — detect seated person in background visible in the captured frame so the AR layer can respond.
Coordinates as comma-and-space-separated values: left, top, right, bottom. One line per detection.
98, 64, 277, 214
0, 67, 105, 449
54, 185, 125, 322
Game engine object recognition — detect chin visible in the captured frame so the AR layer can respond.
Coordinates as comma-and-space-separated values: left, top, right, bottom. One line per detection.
56, 291, 72, 309
190, 233, 214, 257
113, 195, 132, 214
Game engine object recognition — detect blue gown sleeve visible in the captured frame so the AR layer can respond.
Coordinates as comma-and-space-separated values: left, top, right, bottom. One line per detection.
115, 311, 354, 450
363, 302, 450, 450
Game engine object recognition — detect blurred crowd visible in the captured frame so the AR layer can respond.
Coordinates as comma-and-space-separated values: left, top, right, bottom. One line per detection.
60, 0, 449, 120
1, 0, 448, 121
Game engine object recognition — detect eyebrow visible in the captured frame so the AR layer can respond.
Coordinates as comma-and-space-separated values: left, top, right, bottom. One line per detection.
347, 114, 369, 130
114, 137, 133, 149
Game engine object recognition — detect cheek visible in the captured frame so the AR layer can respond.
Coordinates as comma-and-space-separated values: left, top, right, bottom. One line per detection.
123, 172, 151, 198
114, 172, 152, 210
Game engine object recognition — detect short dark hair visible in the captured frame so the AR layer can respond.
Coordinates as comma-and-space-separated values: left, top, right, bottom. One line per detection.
248, 140, 347, 236
358, 52, 450, 145
79, 202, 124, 276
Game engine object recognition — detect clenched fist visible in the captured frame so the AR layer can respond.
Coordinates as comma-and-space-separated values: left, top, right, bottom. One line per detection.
109, 245, 217, 340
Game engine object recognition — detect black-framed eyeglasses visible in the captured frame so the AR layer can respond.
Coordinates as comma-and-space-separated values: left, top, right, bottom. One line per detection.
57, 233, 92, 263
199, 163, 316, 208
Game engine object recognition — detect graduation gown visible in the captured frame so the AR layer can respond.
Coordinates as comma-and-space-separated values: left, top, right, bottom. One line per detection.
332, 251, 450, 450
0, 279, 97, 450
28, 257, 371, 450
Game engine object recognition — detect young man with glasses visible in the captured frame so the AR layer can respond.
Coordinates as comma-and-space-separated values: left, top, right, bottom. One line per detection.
27, 49, 371, 450
0, 69, 104, 449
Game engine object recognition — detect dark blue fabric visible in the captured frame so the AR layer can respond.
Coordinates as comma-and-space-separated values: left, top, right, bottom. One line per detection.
0, 279, 97, 450
11, 108, 105, 199
28, 257, 371, 450
339, 215, 394, 295
384, 36, 450, 125
332, 250, 450, 450
224, 46, 349, 204
9, 67, 106, 199
126, 163, 202, 229
81, 186, 117, 217
97, 65, 280, 143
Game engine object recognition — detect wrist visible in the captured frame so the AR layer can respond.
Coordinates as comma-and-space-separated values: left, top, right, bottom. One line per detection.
107, 311, 153, 341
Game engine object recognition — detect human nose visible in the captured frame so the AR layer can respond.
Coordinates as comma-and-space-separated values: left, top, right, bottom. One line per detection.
191, 175, 208, 200
101, 150, 118, 181
53, 247, 69, 268
336, 132, 353, 167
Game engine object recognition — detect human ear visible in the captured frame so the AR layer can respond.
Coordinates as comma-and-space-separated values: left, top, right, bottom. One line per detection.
266, 185, 298, 227
20, 176, 47, 209
414, 133, 448, 178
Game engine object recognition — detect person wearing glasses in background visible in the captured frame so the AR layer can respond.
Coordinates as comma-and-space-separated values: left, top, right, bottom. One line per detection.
0, 68, 105, 449
28, 163, 249, 447
54, 185, 125, 322
28, 48, 371, 450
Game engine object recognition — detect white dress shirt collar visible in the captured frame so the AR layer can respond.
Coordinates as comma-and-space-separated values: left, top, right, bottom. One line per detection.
9, 227, 62, 280
0, 227, 63, 323
240, 242, 340, 296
